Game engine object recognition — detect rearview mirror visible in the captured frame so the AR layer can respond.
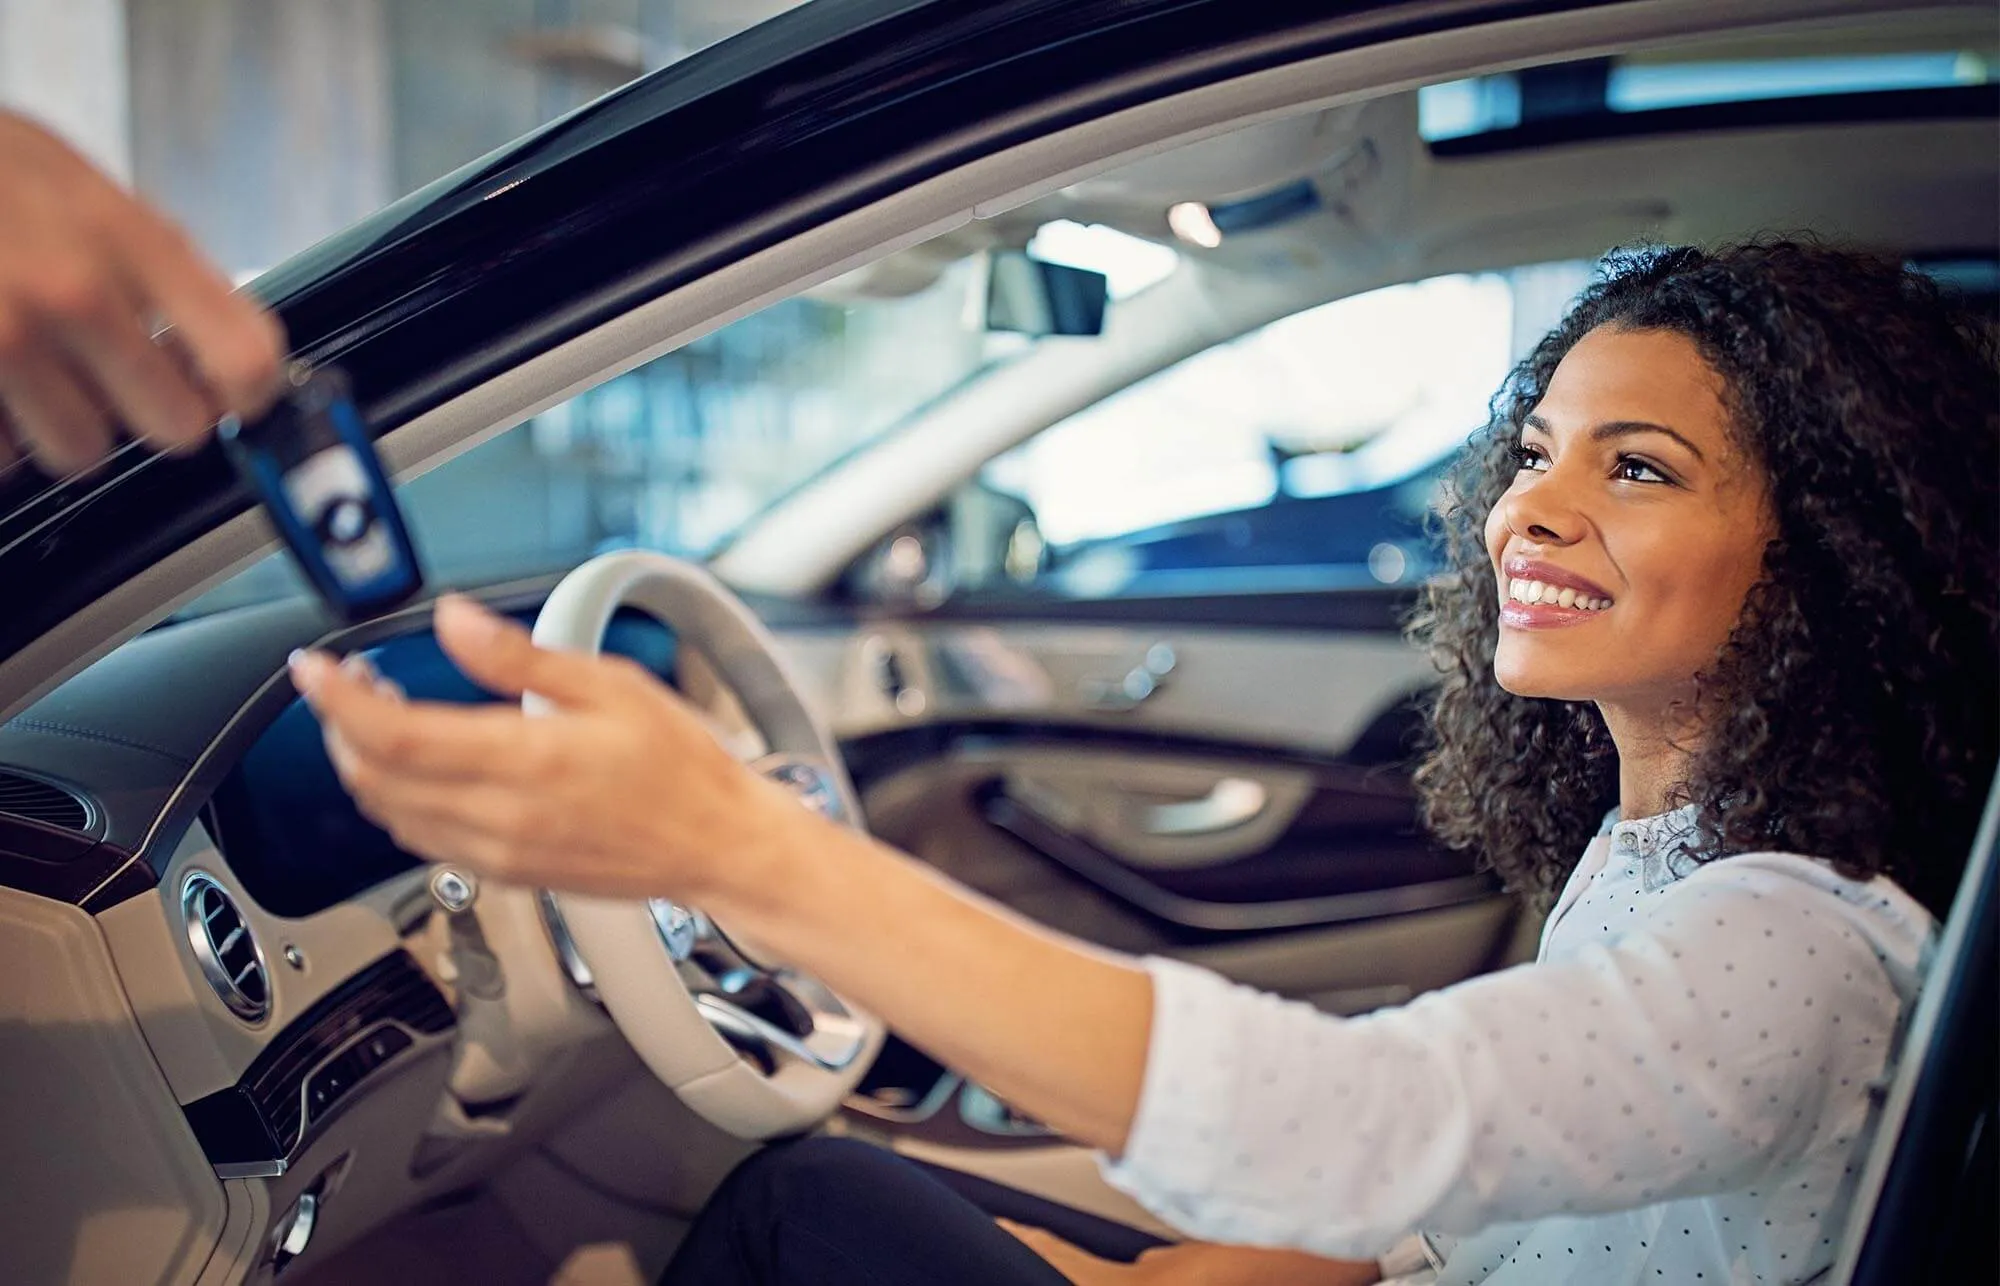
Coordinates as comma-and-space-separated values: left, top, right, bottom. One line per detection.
983, 251, 1109, 337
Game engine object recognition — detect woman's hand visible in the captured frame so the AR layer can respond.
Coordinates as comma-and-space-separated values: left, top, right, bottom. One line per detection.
997, 1223, 1383, 1286
288, 593, 814, 903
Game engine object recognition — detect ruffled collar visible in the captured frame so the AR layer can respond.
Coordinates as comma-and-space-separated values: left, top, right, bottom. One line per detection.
1598, 803, 1704, 891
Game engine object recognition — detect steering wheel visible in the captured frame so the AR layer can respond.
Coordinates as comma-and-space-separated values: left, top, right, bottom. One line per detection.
530, 550, 884, 1139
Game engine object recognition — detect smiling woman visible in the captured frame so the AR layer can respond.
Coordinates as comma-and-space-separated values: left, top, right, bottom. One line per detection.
1415, 241, 2000, 920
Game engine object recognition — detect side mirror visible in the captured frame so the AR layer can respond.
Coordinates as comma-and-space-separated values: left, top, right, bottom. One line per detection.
983, 251, 1109, 337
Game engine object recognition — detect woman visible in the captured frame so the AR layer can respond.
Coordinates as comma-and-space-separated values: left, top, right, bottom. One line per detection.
292, 239, 1998, 1285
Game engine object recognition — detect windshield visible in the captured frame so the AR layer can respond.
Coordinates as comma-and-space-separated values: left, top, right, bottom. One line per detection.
178, 256, 1037, 617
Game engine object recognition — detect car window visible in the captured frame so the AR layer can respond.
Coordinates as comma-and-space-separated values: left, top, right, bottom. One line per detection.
179, 255, 1042, 617
947, 261, 1593, 600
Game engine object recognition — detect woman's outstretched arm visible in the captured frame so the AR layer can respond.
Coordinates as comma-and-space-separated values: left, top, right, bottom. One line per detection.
291, 595, 1155, 1153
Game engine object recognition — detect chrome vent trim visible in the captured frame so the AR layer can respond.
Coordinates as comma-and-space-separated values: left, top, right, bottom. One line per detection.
182, 872, 270, 1024
0, 769, 91, 831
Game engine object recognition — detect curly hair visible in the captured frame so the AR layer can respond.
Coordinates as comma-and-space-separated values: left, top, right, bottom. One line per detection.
1409, 239, 1999, 918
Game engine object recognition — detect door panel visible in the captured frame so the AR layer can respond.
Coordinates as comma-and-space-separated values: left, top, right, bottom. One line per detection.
772, 611, 1528, 1002
848, 730, 1511, 997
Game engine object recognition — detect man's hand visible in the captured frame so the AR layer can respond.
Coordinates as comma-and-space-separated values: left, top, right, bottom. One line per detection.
997, 1222, 1383, 1286
288, 594, 814, 902
0, 110, 286, 475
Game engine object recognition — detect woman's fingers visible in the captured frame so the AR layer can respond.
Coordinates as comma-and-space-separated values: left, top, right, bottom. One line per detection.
340, 777, 543, 879
295, 644, 687, 892
293, 620, 802, 902
323, 716, 721, 896
292, 649, 540, 782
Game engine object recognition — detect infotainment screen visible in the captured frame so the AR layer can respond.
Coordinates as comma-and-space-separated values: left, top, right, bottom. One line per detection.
206, 608, 676, 917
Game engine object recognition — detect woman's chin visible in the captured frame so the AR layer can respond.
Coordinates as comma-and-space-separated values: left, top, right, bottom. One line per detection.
1492, 658, 1591, 701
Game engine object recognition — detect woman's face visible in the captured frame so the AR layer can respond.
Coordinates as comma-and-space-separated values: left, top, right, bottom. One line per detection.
1483, 325, 1775, 712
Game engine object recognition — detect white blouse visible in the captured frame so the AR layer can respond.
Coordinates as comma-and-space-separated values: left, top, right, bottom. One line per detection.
1099, 806, 1934, 1285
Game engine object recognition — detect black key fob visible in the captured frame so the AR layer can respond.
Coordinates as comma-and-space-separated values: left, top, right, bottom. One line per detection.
219, 365, 424, 622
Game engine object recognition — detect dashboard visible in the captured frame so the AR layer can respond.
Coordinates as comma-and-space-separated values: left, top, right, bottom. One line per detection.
0, 582, 701, 1283
204, 608, 679, 917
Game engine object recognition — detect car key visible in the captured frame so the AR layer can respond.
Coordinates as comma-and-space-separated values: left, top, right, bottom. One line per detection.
218, 363, 425, 623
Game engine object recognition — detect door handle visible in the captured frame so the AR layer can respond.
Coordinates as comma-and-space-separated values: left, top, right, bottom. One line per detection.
1138, 777, 1269, 837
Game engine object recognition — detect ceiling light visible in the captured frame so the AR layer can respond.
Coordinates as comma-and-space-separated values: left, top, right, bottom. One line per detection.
1166, 202, 1221, 249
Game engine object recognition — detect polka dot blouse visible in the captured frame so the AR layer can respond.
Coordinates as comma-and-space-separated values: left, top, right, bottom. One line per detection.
1098, 805, 1933, 1285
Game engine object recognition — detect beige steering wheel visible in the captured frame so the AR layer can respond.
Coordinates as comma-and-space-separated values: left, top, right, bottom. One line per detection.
531, 550, 884, 1139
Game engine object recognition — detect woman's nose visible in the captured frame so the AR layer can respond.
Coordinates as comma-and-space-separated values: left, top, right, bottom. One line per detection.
1501, 473, 1583, 546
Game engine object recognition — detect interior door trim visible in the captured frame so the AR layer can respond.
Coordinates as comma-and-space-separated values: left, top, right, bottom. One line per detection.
985, 790, 1496, 933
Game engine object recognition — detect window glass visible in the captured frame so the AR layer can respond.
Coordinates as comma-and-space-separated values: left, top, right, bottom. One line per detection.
182, 255, 1027, 616
962, 261, 1593, 599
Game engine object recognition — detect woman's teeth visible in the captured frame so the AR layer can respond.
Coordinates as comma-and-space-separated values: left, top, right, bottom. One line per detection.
1507, 579, 1611, 611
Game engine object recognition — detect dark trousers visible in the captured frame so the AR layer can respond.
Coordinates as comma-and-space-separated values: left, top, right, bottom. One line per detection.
659, 1137, 1168, 1285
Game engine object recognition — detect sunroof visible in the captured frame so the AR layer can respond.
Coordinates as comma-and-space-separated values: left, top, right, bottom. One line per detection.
1420, 52, 1993, 143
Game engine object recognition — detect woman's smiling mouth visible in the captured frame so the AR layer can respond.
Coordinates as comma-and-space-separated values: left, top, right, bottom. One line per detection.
1499, 559, 1615, 627
1506, 578, 1612, 611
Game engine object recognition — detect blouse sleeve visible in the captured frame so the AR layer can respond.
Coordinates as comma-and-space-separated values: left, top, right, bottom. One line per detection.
1096, 859, 1911, 1259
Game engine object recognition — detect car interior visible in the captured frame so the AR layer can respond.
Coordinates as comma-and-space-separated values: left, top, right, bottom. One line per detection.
0, 2, 1993, 1283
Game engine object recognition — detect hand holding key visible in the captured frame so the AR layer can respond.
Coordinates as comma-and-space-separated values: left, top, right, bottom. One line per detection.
220, 366, 425, 623
0, 109, 287, 475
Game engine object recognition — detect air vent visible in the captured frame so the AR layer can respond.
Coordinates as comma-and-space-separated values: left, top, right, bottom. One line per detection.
241, 951, 454, 1155
182, 873, 270, 1024
0, 770, 89, 831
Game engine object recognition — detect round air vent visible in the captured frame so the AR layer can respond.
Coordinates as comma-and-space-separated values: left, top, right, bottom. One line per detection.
182, 873, 270, 1023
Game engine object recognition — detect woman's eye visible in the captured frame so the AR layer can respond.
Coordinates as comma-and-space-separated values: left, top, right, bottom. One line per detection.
1513, 445, 1549, 473
1614, 456, 1670, 484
